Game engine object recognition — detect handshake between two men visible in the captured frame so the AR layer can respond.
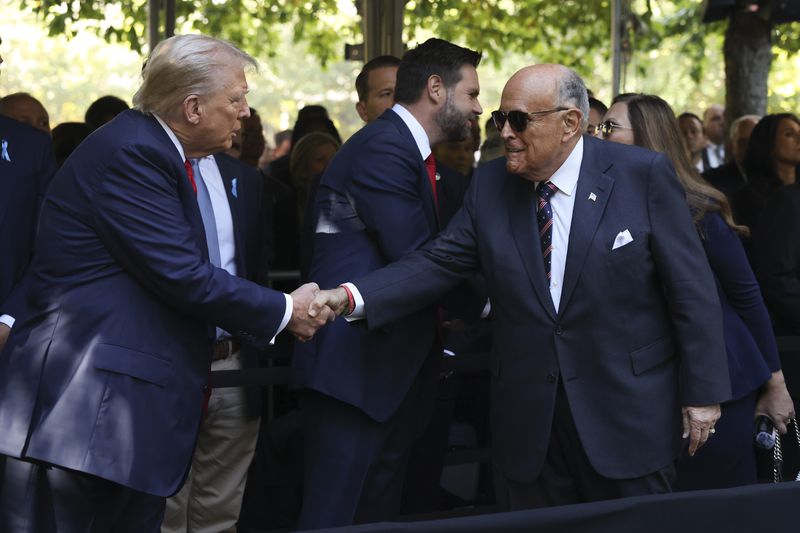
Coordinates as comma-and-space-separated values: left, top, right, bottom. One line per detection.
286, 283, 341, 342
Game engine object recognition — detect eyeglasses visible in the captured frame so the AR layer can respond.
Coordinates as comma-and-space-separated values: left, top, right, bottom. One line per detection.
491, 108, 570, 133
596, 120, 633, 139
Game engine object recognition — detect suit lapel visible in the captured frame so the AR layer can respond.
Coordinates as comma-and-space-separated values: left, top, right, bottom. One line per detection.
508, 175, 556, 319
214, 155, 247, 277
558, 144, 614, 316
381, 110, 439, 232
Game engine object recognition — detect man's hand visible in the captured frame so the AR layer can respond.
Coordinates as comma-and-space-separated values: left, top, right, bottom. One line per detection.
309, 287, 350, 318
755, 370, 795, 434
682, 404, 721, 456
0, 323, 10, 353
288, 283, 335, 341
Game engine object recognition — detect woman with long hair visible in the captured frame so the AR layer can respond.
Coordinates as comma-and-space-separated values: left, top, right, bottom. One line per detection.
731, 113, 800, 231
599, 93, 794, 490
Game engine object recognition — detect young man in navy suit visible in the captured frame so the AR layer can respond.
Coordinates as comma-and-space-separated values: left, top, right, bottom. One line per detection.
0, 35, 334, 533
292, 38, 483, 528
312, 64, 730, 509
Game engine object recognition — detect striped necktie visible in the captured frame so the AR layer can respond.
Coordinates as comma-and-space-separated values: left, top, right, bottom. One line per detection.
536, 181, 558, 280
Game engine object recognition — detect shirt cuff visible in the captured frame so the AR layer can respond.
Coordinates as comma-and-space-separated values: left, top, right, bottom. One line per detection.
0, 314, 15, 328
343, 282, 365, 322
270, 294, 293, 344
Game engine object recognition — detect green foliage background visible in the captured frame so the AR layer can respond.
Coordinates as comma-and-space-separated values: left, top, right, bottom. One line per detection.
1, 0, 798, 143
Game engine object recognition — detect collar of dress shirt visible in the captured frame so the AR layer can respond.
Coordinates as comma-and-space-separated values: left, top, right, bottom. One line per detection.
153, 113, 186, 162
391, 103, 432, 160
546, 136, 584, 196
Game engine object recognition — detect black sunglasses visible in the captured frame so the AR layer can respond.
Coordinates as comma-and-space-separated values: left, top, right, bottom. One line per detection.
491, 107, 570, 133
597, 120, 633, 139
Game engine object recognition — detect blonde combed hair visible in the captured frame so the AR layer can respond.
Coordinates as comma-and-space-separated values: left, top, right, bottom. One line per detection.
132, 34, 257, 120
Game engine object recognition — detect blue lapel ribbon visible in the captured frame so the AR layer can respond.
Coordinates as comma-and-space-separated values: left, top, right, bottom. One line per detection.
1, 139, 10, 162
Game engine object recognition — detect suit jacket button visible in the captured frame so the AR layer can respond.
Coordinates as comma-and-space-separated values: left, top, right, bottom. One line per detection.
555, 326, 563, 335
546, 374, 557, 383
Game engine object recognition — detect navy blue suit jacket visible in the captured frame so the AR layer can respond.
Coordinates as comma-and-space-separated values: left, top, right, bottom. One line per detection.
698, 212, 777, 400
0, 110, 287, 497
354, 136, 730, 481
292, 109, 441, 423
0, 116, 56, 316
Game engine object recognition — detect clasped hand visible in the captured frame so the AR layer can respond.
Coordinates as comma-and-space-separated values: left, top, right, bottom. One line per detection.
287, 283, 337, 342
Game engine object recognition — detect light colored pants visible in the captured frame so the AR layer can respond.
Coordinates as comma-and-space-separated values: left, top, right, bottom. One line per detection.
162, 354, 260, 533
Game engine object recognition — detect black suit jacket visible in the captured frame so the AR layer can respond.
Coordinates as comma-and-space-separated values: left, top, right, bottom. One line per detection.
354, 136, 730, 482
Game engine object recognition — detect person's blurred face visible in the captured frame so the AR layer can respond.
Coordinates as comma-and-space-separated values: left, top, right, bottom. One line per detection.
433, 138, 474, 176
732, 117, 758, 166
599, 102, 634, 145
436, 65, 483, 143
703, 105, 725, 145
194, 66, 250, 156
773, 118, 800, 167
307, 142, 337, 177
357, 66, 397, 123
587, 107, 603, 136
0, 95, 50, 134
678, 115, 707, 155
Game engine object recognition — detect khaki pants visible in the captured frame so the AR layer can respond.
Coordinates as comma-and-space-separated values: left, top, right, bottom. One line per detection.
162, 354, 260, 533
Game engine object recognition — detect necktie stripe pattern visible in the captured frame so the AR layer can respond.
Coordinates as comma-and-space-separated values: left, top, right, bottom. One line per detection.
537, 181, 558, 280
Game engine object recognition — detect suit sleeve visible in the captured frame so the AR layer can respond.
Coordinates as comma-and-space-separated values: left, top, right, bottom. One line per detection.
91, 144, 287, 340
700, 213, 780, 372
752, 188, 800, 333
646, 154, 730, 405
357, 170, 484, 329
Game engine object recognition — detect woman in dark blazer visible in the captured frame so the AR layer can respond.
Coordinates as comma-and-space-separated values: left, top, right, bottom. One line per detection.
599, 93, 795, 489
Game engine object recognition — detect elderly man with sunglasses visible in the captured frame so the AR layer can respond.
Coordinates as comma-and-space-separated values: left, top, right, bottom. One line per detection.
311, 64, 730, 510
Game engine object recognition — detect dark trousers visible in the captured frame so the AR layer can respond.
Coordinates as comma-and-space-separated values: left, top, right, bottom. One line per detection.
0, 455, 165, 533
298, 353, 439, 530
498, 383, 675, 510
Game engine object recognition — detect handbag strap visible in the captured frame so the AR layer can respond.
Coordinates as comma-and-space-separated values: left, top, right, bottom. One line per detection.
773, 418, 800, 482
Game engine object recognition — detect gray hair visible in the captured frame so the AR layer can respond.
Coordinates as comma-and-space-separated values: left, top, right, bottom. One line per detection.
729, 114, 761, 142
132, 34, 258, 119
555, 68, 590, 131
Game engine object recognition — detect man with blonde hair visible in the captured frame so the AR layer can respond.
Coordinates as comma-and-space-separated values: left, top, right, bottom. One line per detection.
0, 34, 333, 532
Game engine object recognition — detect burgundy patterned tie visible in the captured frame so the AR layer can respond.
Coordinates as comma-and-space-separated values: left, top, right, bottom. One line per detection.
536, 181, 558, 280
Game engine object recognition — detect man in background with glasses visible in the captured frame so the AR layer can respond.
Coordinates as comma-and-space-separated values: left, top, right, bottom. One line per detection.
311, 63, 730, 509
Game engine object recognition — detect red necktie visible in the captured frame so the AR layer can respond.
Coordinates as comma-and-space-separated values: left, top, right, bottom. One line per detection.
185, 159, 197, 194
425, 154, 438, 209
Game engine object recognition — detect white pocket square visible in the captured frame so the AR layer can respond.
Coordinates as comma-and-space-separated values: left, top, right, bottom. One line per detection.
612, 229, 633, 250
